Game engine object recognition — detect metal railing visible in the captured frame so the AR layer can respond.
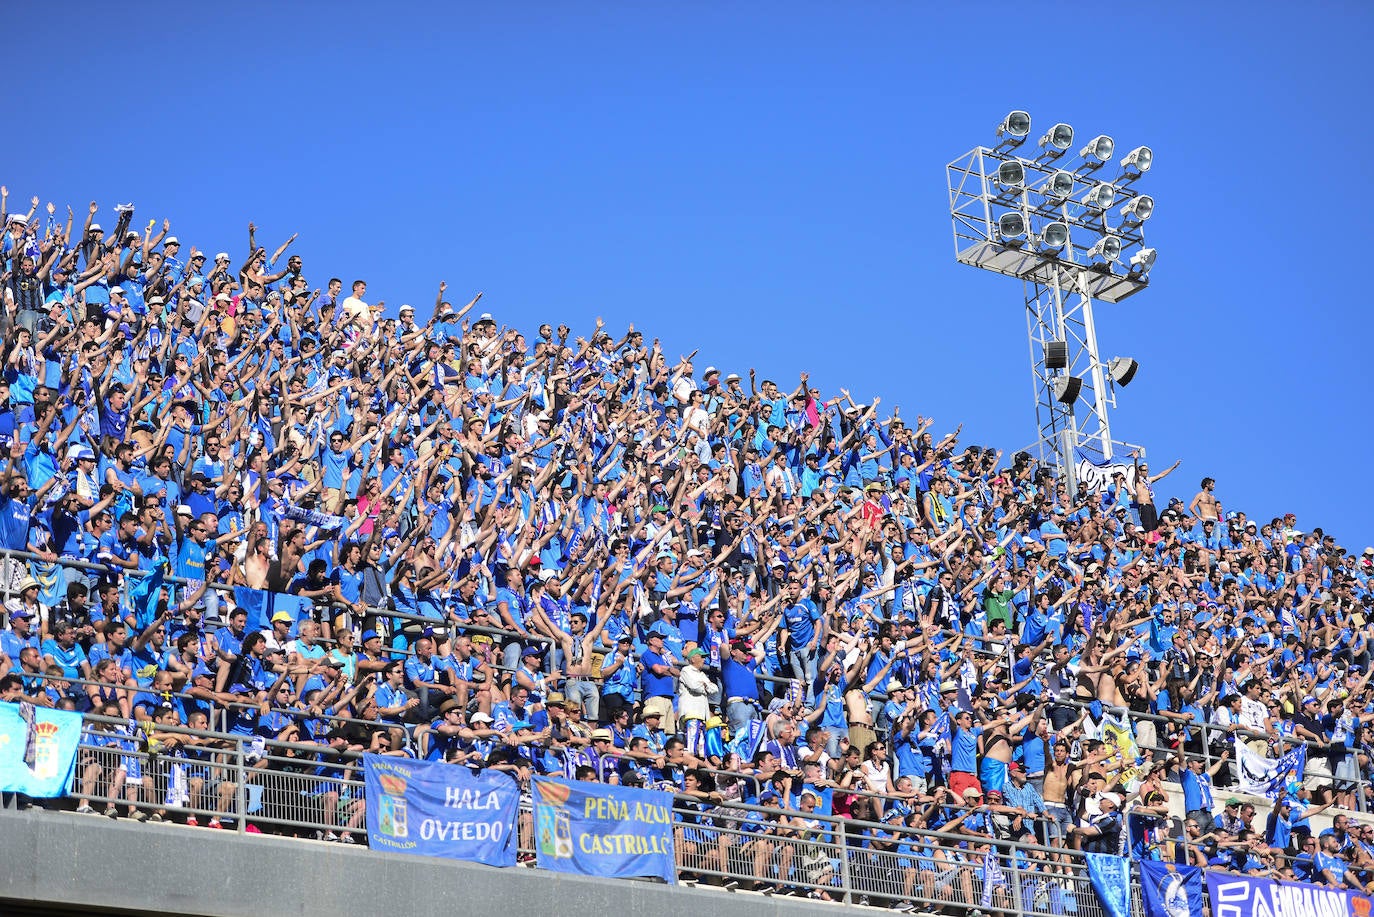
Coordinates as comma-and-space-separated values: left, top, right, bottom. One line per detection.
51, 710, 1142, 915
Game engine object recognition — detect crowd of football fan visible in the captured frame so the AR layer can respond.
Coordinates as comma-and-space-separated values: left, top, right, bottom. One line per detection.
3, 191, 1374, 900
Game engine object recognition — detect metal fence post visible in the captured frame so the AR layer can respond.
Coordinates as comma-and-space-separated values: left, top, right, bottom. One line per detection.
234, 740, 246, 835
837, 821, 853, 905
1005, 844, 1025, 916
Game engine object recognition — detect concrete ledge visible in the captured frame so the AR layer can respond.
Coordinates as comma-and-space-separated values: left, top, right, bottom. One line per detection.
0, 809, 858, 917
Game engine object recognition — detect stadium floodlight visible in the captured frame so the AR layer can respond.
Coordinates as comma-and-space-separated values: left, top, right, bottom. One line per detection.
1037, 123, 1075, 160
1086, 234, 1122, 265
946, 115, 1158, 485
1119, 195, 1154, 226
1108, 357, 1139, 387
995, 110, 1032, 149
1119, 146, 1153, 181
997, 212, 1027, 244
1052, 375, 1083, 404
1080, 183, 1117, 212
1034, 221, 1069, 253
1041, 170, 1075, 205
995, 160, 1026, 192
1128, 247, 1157, 274
1077, 135, 1115, 171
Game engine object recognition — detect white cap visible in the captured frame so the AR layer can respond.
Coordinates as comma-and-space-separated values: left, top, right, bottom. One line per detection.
477, 312, 494, 322
89, 223, 102, 232
702, 366, 718, 377
9, 214, 27, 224
110, 285, 125, 295
163, 236, 180, 245
215, 251, 230, 261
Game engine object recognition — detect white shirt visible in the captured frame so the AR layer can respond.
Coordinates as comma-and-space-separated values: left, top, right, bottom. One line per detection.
678, 664, 716, 721
1239, 696, 1269, 732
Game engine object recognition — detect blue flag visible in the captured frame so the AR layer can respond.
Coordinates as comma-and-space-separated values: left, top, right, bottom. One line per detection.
363, 754, 519, 866
1140, 860, 1204, 917
0, 704, 82, 797
532, 777, 676, 883
1085, 852, 1131, 917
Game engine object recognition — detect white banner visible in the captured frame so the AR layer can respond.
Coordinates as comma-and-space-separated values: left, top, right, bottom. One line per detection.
1235, 742, 1306, 800
1075, 457, 1137, 494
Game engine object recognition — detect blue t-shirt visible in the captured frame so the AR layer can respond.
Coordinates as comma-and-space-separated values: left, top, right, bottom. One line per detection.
951, 724, 981, 774
41, 639, 87, 679
784, 600, 821, 649
640, 649, 676, 699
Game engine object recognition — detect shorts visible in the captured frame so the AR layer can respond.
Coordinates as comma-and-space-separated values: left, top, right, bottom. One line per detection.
1045, 803, 1073, 842
643, 696, 676, 733
848, 723, 877, 757
949, 771, 983, 798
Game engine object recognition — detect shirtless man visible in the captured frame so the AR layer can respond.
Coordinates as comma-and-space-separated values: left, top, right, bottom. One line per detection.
1074, 630, 1139, 710
239, 523, 271, 590
1042, 741, 1075, 851
1130, 451, 1181, 533
978, 701, 1042, 798
1189, 477, 1221, 522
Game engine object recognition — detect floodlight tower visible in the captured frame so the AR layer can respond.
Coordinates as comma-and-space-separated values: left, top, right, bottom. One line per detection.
947, 111, 1156, 490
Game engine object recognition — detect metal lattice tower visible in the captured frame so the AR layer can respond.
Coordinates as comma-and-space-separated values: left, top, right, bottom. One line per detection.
947, 116, 1156, 488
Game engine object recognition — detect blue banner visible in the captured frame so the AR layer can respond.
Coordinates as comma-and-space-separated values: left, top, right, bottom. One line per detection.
532, 776, 676, 883
1141, 861, 1204, 917
1085, 852, 1131, 917
0, 704, 81, 797
364, 754, 519, 866
1206, 871, 1372, 917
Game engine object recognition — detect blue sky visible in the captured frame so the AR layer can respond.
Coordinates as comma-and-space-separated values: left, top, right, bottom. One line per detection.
9, 2, 1372, 545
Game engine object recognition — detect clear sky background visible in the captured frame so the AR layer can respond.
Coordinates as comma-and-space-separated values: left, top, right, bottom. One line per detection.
8, 2, 1372, 546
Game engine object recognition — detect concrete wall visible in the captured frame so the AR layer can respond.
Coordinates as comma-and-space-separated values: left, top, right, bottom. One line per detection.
0, 809, 855, 917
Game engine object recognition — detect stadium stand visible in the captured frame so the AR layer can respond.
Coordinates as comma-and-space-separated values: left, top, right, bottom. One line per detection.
2, 192, 1374, 912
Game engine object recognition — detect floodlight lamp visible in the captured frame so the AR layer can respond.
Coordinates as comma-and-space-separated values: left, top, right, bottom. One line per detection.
995, 160, 1026, 192
996, 111, 1032, 147
1078, 135, 1115, 168
1086, 235, 1122, 264
1041, 170, 1075, 204
1080, 183, 1117, 212
1035, 221, 1069, 253
1037, 123, 1075, 159
997, 212, 1027, 243
1119, 146, 1153, 180
1119, 195, 1154, 225
1129, 247, 1157, 274
1108, 357, 1139, 387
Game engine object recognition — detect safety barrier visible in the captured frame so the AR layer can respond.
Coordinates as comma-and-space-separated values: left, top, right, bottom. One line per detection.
53, 711, 1167, 915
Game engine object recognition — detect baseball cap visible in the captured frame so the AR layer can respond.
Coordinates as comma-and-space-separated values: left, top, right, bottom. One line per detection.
361, 630, 380, 643
271, 611, 293, 624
